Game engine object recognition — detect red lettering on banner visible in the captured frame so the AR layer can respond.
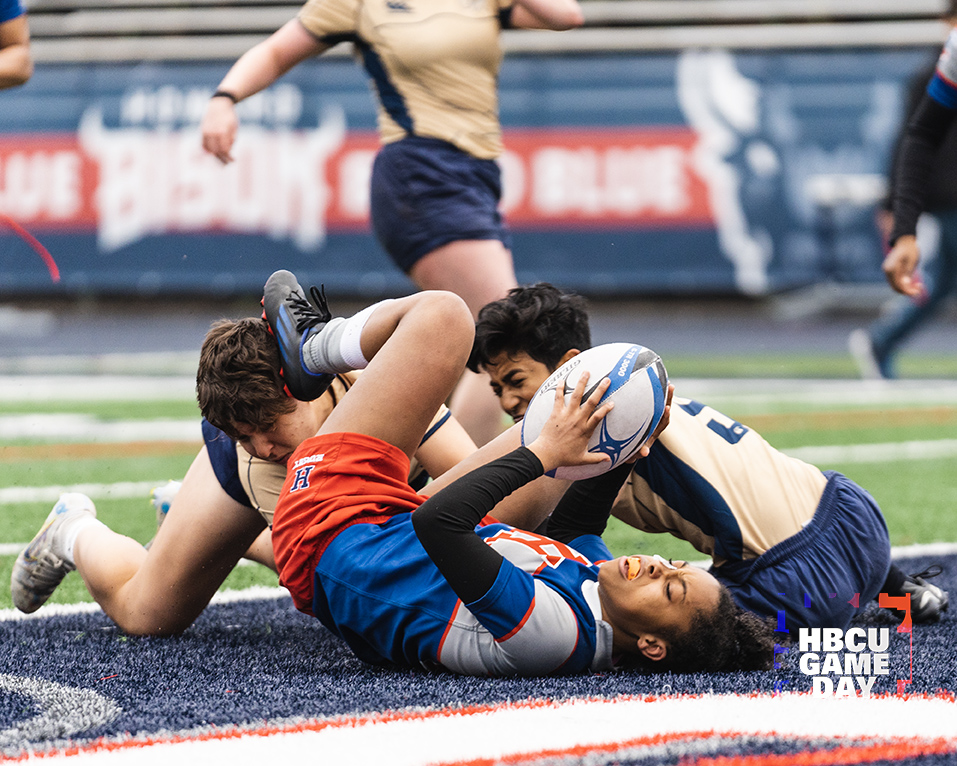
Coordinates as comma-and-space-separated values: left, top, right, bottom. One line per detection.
500, 128, 711, 226
0, 135, 97, 228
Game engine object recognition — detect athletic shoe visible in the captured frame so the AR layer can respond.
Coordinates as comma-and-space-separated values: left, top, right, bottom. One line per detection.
848, 329, 889, 380
151, 479, 182, 529
144, 479, 182, 550
261, 269, 336, 401
11, 493, 96, 614
899, 566, 949, 623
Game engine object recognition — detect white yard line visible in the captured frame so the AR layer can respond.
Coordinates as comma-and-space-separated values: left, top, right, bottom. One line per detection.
678, 378, 957, 409
0, 375, 196, 401
0, 586, 287, 621
0, 481, 168, 507
783, 438, 957, 464
1, 432, 954, 511
3, 375, 957, 405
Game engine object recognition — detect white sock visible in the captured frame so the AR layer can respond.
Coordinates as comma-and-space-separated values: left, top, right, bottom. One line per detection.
302, 300, 391, 373
57, 515, 104, 566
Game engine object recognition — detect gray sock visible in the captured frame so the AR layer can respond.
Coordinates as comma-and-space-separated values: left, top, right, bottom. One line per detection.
301, 300, 387, 373
302, 317, 352, 374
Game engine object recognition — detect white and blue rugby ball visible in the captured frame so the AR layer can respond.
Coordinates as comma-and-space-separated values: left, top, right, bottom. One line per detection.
521, 342, 669, 480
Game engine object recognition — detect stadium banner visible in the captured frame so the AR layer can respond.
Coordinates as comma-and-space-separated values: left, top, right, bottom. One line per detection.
0, 47, 933, 298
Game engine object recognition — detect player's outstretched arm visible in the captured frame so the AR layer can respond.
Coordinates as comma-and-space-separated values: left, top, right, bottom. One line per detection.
0, 15, 32, 89
886, 91, 955, 294
412, 373, 609, 603
413, 411, 477, 481
201, 20, 325, 164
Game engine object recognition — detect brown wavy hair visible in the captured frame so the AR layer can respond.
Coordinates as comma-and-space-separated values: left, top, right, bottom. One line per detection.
196, 317, 296, 439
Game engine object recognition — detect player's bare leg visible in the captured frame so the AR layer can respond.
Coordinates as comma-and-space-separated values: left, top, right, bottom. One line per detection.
73, 447, 266, 635
243, 529, 276, 569
265, 271, 474, 458
312, 292, 474, 455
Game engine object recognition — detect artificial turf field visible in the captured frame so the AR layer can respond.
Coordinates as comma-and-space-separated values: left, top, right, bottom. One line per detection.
1, 366, 956, 763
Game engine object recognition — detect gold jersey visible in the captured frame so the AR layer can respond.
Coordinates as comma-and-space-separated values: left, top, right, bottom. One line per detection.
298, 0, 512, 159
613, 397, 828, 567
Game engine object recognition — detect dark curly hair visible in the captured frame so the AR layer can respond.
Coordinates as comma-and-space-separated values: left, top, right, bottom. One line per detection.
467, 283, 591, 373
196, 317, 297, 439
628, 587, 780, 673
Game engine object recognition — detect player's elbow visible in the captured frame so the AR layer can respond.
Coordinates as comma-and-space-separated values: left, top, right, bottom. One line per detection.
14, 60, 33, 85
1, 51, 33, 87
564, 7, 585, 28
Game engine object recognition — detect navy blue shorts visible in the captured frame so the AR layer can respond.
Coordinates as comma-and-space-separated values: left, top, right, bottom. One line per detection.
713, 471, 891, 632
201, 419, 252, 508
369, 136, 512, 272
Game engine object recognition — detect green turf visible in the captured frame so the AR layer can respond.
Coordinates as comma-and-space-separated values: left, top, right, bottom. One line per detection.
0, 400, 200, 419
663, 353, 957, 379
2, 455, 197, 491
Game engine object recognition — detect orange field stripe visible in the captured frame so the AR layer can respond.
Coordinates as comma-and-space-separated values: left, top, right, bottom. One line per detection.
1, 441, 200, 462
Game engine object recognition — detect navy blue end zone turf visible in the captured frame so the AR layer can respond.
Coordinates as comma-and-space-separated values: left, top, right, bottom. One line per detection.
0, 554, 954, 763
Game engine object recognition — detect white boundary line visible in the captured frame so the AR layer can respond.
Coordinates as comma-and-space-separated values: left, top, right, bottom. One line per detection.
783, 439, 957, 464
18, 693, 957, 766
0, 375, 197, 401
0, 481, 175, 507
0, 414, 200, 442
0, 586, 290, 622
2, 375, 957, 404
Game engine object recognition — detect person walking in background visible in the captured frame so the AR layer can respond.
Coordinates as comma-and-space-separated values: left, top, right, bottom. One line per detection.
0, 0, 32, 89
200, 0, 584, 446
850, 0, 957, 379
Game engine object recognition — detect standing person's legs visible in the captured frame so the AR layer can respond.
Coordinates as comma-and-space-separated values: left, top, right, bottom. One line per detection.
411, 238, 517, 447
370, 138, 516, 447
864, 213, 957, 378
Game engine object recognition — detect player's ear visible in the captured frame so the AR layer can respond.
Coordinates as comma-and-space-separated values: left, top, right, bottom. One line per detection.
637, 635, 668, 662
558, 349, 581, 366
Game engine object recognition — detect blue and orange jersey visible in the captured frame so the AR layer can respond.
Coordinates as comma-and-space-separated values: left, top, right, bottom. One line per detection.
312, 514, 615, 676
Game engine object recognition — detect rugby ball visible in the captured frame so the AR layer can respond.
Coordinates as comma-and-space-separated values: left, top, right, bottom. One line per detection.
520, 343, 669, 480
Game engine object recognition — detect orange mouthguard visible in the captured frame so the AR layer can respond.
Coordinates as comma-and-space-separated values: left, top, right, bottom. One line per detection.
625, 556, 641, 580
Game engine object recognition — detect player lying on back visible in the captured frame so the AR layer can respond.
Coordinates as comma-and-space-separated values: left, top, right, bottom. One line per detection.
13, 272, 777, 674
257, 271, 775, 674
468, 283, 949, 630
10, 318, 475, 634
